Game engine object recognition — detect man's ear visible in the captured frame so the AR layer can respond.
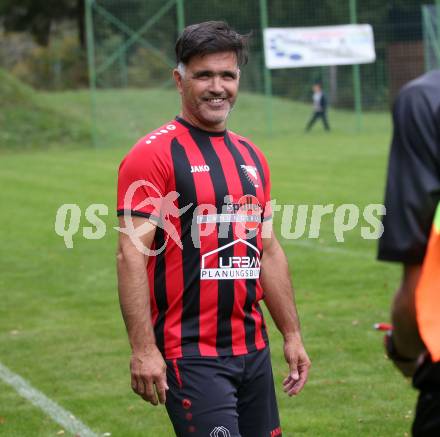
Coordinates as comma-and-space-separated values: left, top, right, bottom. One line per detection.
173, 69, 183, 95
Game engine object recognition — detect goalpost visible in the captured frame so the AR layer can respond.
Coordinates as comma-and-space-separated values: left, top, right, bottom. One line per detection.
84, 0, 185, 146
84, 0, 429, 146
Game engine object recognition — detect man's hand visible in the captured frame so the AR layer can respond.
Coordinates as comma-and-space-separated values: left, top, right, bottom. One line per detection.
282, 335, 311, 396
130, 345, 168, 405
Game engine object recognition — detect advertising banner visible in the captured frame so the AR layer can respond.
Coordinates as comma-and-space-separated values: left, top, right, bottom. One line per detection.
263, 24, 376, 69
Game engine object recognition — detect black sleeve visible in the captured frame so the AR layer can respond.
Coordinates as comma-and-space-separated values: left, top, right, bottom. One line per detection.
321, 94, 327, 109
378, 85, 440, 264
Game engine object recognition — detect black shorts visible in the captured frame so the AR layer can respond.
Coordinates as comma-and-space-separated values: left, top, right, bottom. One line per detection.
165, 347, 281, 437
412, 360, 440, 436
412, 390, 440, 437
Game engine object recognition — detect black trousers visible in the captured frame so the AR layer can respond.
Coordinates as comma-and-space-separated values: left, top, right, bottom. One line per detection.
412, 391, 440, 436
412, 361, 440, 436
306, 110, 330, 131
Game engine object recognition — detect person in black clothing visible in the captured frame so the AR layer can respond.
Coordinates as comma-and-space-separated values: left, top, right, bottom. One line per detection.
305, 82, 330, 131
378, 69, 440, 437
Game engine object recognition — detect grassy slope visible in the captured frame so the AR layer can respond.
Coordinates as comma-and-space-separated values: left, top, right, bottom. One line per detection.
0, 88, 415, 436
0, 69, 90, 151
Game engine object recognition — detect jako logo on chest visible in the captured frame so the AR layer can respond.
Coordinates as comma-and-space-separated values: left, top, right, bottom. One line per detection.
191, 165, 210, 173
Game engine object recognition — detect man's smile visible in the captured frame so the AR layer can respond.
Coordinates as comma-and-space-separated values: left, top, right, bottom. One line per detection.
202, 96, 229, 109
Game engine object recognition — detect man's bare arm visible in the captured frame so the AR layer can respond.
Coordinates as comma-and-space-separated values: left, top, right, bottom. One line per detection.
388, 264, 426, 376
116, 215, 168, 405
260, 229, 311, 396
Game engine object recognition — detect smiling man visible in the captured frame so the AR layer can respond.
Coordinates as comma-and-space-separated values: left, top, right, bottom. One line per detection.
116, 21, 310, 436
175, 51, 238, 130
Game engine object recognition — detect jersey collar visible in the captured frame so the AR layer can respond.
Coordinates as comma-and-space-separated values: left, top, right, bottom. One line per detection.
175, 116, 227, 137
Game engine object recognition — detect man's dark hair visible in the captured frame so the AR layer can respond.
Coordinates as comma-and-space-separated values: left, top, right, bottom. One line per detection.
175, 21, 249, 66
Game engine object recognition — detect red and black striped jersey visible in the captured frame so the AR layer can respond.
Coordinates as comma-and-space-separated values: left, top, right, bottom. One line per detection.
117, 117, 272, 359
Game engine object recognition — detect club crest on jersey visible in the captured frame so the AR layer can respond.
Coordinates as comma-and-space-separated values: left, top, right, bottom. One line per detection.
191, 165, 210, 173
240, 165, 259, 188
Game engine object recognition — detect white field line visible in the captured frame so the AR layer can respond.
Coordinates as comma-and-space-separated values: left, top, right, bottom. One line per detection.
283, 239, 374, 259
0, 361, 98, 437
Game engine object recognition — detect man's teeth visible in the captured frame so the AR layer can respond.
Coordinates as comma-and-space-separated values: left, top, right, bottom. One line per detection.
208, 98, 224, 103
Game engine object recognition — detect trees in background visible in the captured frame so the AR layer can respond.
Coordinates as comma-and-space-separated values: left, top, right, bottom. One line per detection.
0, 0, 425, 48
0, 0, 84, 47
0, 0, 430, 95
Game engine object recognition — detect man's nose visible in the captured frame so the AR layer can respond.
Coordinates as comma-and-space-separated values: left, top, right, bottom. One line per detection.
209, 75, 224, 94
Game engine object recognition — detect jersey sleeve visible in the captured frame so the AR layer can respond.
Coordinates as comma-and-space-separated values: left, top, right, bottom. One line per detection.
117, 140, 171, 223
378, 85, 440, 264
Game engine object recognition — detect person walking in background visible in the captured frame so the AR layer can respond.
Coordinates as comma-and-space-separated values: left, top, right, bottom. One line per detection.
305, 81, 330, 132
378, 69, 440, 436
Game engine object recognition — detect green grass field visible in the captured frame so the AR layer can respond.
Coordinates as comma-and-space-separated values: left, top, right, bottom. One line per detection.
0, 82, 417, 436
